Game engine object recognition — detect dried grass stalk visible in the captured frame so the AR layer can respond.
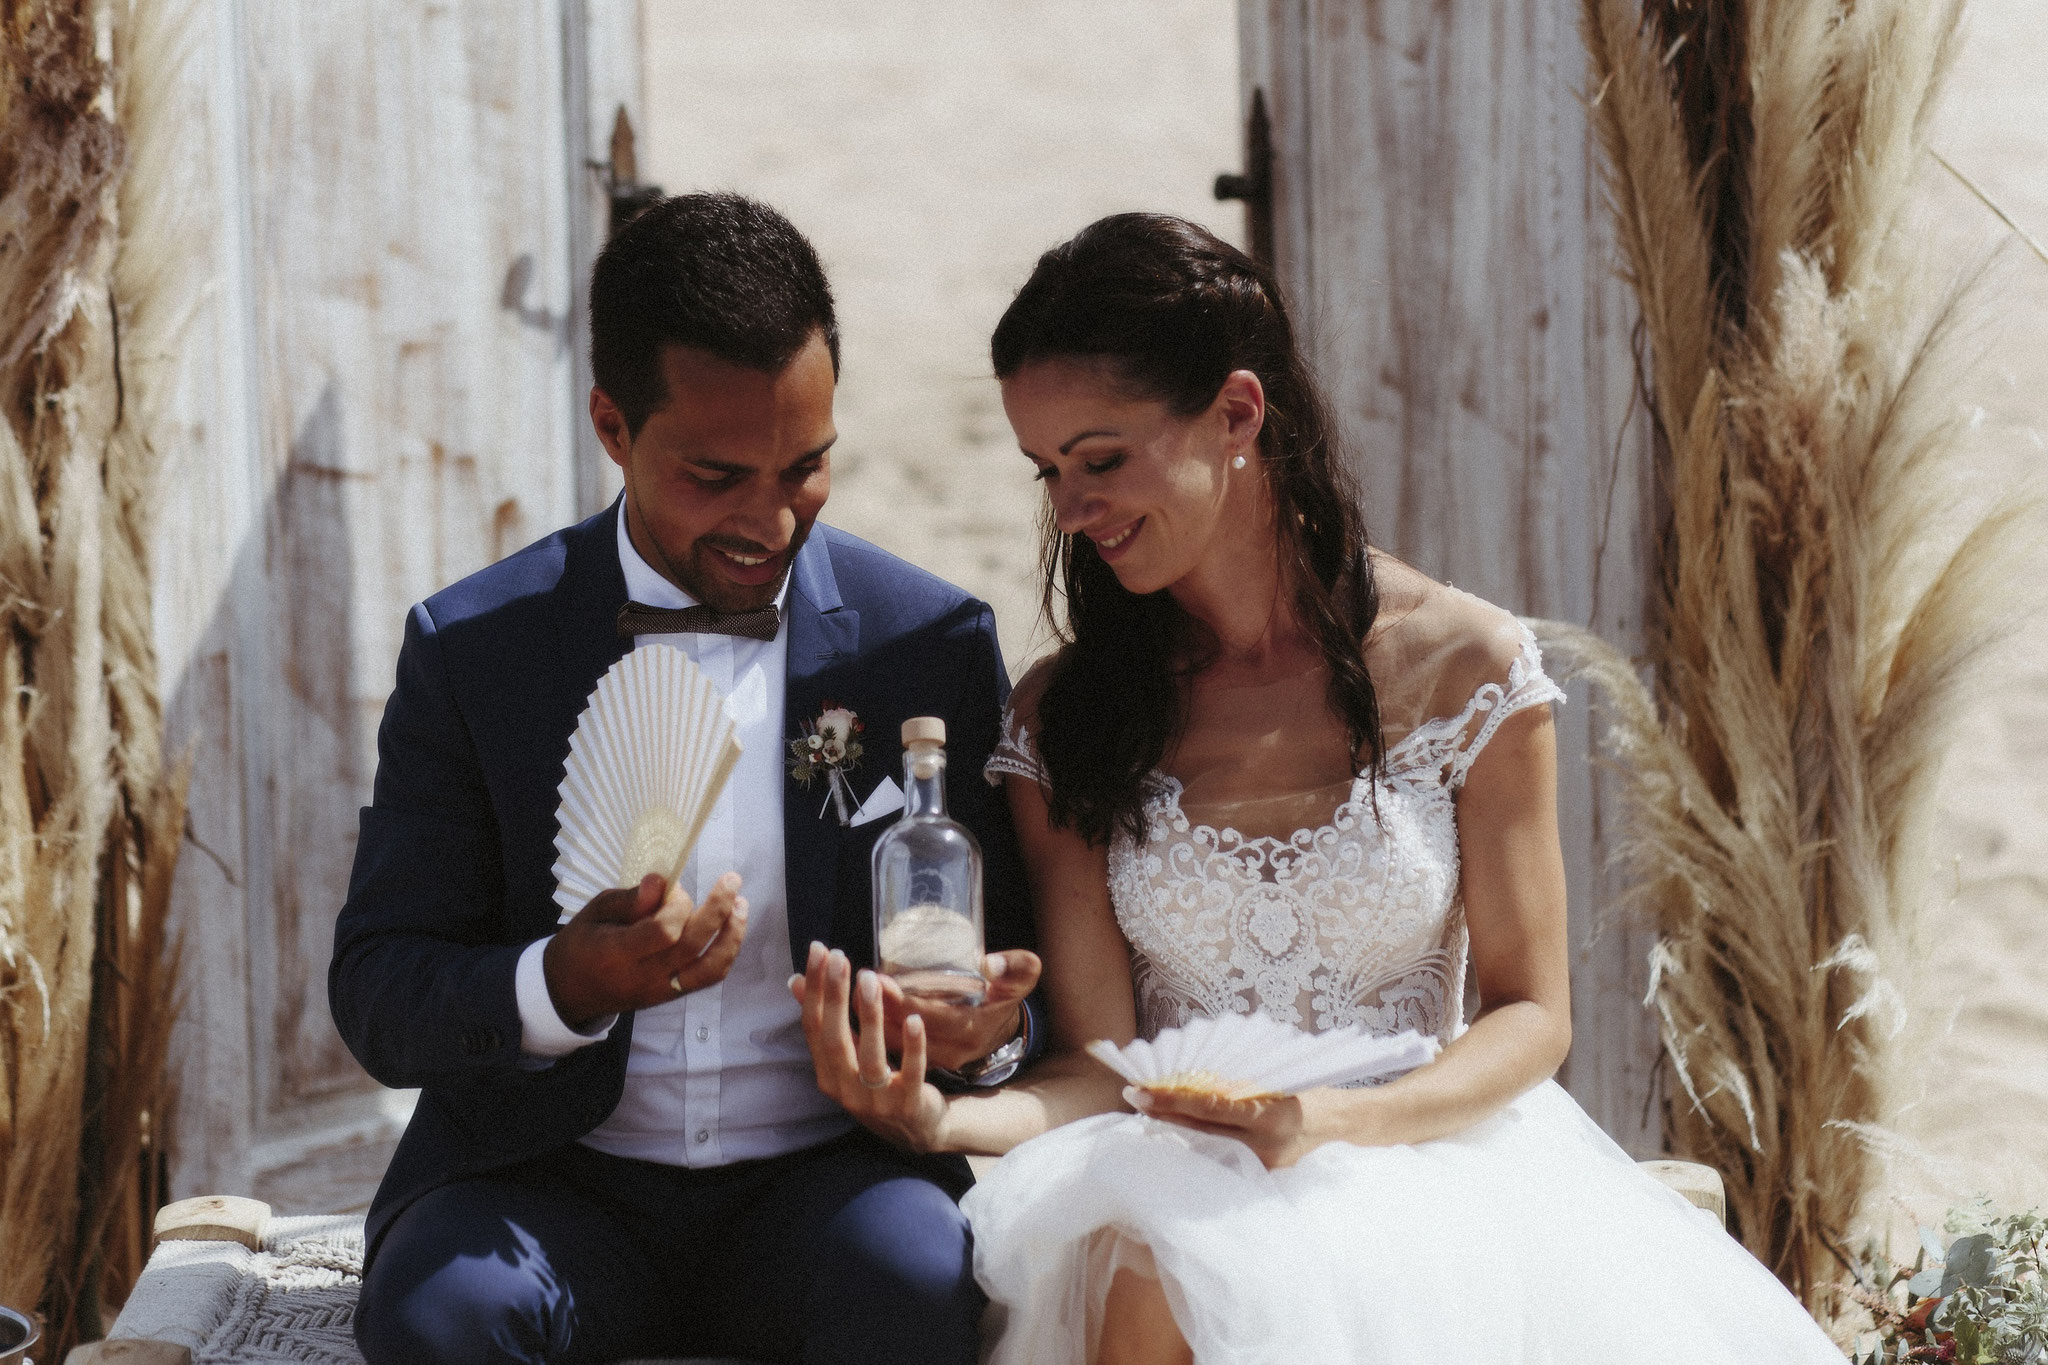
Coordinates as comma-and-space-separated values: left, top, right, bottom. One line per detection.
1, 0, 191, 1350
1568, 0, 2032, 1309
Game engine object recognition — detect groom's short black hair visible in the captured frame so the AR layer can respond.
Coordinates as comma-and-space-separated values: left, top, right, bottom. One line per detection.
590, 192, 840, 435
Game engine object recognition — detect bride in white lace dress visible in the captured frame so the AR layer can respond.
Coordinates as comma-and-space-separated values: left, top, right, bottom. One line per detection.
791, 214, 1845, 1363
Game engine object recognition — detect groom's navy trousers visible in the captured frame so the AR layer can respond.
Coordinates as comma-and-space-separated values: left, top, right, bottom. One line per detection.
356, 1130, 978, 1364
331, 505, 1037, 1365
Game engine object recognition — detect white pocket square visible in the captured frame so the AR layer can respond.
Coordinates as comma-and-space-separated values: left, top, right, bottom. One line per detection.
849, 775, 905, 827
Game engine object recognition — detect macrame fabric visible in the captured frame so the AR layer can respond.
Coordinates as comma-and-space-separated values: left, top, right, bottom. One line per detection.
108, 1215, 740, 1365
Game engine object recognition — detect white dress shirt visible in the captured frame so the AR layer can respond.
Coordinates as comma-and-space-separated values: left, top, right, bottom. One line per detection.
511, 506, 853, 1165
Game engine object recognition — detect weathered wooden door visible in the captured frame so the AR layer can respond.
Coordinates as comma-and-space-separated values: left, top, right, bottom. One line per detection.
152, 0, 644, 1210
1237, 1, 1663, 1152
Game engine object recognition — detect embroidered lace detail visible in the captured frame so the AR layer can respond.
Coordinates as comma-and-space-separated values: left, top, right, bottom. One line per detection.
1111, 771, 1472, 1040
1381, 624, 1566, 792
988, 623, 1560, 1044
984, 706, 1047, 787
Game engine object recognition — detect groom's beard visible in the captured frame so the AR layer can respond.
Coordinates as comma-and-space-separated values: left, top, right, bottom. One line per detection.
665, 519, 815, 614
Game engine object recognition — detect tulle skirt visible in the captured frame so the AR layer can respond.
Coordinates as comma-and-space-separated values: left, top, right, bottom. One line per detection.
962, 1081, 1844, 1364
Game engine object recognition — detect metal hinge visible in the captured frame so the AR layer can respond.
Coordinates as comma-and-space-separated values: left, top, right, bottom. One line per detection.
590, 106, 665, 237
1214, 87, 1274, 266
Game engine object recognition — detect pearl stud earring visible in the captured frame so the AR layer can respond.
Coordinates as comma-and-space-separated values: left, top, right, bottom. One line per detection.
1231, 454, 1247, 469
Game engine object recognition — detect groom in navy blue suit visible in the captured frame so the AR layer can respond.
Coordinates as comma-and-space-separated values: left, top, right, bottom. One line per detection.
332, 193, 1042, 1365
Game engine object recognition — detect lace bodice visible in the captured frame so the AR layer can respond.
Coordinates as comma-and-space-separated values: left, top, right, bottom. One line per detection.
986, 623, 1563, 1043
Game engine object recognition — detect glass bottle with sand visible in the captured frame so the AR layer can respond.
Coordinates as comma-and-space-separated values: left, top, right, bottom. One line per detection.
871, 717, 986, 1006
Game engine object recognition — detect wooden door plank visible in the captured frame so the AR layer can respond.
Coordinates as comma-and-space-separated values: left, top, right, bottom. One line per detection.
229, 0, 582, 1124
150, 0, 272, 1204
566, 0, 646, 518
1241, 0, 1663, 1152
155, 0, 640, 1207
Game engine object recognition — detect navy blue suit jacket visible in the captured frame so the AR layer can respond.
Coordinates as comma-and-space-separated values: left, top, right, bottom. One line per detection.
331, 503, 1036, 1258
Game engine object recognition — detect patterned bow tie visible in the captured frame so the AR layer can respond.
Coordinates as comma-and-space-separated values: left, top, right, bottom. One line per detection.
615, 600, 782, 642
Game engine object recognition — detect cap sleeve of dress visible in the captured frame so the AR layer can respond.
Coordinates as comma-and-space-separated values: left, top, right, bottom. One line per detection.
984, 706, 1049, 787
1442, 622, 1566, 790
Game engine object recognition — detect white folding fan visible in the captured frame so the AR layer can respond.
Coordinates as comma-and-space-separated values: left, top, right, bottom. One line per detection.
1087, 1013, 1440, 1101
550, 646, 743, 922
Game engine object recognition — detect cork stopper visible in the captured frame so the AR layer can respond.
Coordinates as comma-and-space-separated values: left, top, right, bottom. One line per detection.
901, 716, 946, 748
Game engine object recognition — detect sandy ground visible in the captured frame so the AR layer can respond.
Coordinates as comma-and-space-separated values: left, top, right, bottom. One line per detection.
640, 0, 1242, 670
640, 0, 2048, 1221
1893, 0, 2048, 1222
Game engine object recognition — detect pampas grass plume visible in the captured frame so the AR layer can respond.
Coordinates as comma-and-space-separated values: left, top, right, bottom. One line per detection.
1571, 0, 2035, 1310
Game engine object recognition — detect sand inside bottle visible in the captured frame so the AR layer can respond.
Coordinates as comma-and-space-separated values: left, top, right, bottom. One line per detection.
879, 902, 985, 1006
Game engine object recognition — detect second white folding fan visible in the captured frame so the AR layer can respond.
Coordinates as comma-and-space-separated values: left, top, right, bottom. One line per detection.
551, 646, 743, 922
1087, 1012, 1440, 1102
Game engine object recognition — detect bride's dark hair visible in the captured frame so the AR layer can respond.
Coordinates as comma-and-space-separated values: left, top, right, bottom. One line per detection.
991, 213, 1383, 844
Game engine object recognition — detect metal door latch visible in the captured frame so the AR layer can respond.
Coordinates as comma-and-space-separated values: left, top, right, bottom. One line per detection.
1214, 87, 1274, 266
591, 106, 665, 237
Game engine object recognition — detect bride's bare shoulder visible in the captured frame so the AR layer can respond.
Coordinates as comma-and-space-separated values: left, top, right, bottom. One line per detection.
1364, 557, 1533, 728
1005, 652, 1060, 733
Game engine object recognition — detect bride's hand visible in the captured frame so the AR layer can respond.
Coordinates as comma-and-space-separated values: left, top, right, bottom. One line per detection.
1130, 1086, 1325, 1170
873, 950, 1042, 1072
791, 943, 950, 1153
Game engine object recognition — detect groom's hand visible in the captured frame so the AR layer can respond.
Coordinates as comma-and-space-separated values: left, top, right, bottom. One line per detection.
544, 871, 748, 1029
874, 951, 1042, 1073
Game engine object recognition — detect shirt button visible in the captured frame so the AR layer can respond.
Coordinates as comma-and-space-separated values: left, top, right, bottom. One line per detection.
695, 1129, 710, 1144
695, 1026, 709, 1042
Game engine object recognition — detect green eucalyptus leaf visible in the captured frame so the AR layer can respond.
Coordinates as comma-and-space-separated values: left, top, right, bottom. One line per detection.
1944, 1234, 1998, 1295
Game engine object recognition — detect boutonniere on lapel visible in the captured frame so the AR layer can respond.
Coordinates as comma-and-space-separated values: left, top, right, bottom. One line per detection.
788, 700, 865, 825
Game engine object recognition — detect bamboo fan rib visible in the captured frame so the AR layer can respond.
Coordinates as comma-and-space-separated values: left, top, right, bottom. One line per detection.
551, 647, 744, 920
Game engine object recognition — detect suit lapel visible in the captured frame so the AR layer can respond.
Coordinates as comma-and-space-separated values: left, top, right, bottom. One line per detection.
782, 531, 859, 967
556, 498, 635, 706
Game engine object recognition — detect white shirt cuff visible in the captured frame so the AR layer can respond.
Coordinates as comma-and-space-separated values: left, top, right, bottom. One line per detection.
515, 934, 617, 1060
